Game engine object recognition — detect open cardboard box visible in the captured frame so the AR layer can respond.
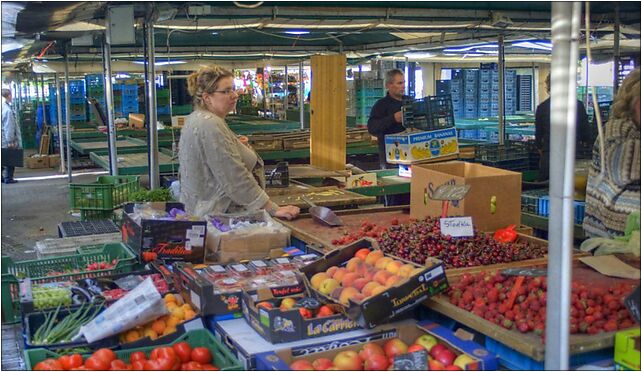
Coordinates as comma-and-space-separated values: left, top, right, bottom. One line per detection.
299, 238, 448, 329
256, 320, 499, 370
410, 161, 521, 232
242, 287, 360, 344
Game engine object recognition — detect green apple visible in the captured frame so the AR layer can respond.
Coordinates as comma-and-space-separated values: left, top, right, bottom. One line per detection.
415, 334, 438, 352
318, 278, 340, 295
453, 354, 476, 370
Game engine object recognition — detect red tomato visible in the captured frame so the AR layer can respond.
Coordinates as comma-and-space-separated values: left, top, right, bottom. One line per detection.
70, 367, 89, 371
201, 364, 219, 371
92, 349, 117, 364
143, 358, 174, 371
110, 360, 128, 370
69, 355, 84, 370
131, 360, 145, 371
190, 348, 212, 365
154, 347, 177, 363
34, 359, 64, 371
85, 356, 110, 371
58, 355, 73, 370
129, 352, 147, 364
172, 342, 192, 363
182, 361, 203, 371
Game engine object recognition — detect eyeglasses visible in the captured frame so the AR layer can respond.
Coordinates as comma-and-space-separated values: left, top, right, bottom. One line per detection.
212, 88, 238, 95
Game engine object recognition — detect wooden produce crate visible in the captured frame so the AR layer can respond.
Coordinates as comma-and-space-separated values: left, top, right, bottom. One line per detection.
346, 128, 373, 143
282, 133, 310, 150
25, 155, 49, 169
248, 134, 283, 151
423, 258, 639, 364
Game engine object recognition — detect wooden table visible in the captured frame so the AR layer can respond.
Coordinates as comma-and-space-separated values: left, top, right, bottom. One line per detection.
269, 186, 376, 210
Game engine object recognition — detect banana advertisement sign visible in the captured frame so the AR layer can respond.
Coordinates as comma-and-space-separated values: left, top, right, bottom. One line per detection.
384, 128, 459, 165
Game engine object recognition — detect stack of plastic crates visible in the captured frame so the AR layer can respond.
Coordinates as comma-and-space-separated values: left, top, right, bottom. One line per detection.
537, 196, 586, 225
521, 189, 549, 214
474, 141, 531, 171
1, 243, 136, 324
157, 89, 171, 115
402, 95, 455, 131
49, 80, 86, 125
354, 79, 383, 125
113, 84, 139, 118
69, 175, 140, 221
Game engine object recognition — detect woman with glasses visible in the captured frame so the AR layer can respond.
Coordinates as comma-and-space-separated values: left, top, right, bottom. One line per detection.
178, 66, 300, 220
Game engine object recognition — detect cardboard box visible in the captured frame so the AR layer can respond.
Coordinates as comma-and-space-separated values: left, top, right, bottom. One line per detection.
384, 127, 459, 165
174, 262, 306, 318
256, 320, 499, 370
242, 288, 360, 344
205, 210, 290, 263
300, 238, 448, 329
615, 328, 641, 370
129, 113, 145, 129
25, 154, 49, 169
410, 161, 521, 232
121, 202, 207, 263
48, 154, 61, 168
212, 317, 399, 370
345, 173, 377, 189
171, 115, 188, 128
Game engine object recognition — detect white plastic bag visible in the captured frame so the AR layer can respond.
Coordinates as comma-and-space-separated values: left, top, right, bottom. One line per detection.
79, 277, 168, 343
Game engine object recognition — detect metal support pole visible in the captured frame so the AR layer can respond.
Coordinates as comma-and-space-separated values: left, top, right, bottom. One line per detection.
299, 61, 305, 130
40, 74, 47, 129
64, 53, 72, 182
545, 2, 581, 369
498, 35, 506, 145
54, 73, 65, 173
103, 13, 118, 176
404, 56, 409, 95
145, 18, 160, 189
613, 3, 620, 95
284, 65, 288, 111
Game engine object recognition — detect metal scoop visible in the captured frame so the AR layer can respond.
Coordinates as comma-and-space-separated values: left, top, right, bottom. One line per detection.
300, 195, 343, 227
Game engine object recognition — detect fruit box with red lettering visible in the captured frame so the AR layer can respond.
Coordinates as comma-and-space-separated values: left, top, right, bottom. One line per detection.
242, 287, 360, 344
121, 202, 207, 263
256, 320, 499, 370
299, 238, 449, 329
173, 262, 306, 318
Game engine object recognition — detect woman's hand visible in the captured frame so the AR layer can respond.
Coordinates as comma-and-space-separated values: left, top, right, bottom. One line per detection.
274, 205, 300, 220
238, 135, 251, 148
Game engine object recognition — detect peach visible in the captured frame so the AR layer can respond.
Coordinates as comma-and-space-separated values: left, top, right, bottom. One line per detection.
352, 293, 365, 303
354, 262, 369, 276
385, 275, 402, 288
326, 266, 339, 277
355, 248, 371, 261
365, 250, 384, 266
361, 281, 380, 297
332, 267, 347, 282
398, 264, 415, 278
310, 272, 330, 289
385, 260, 402, 275
373, 270, 392, 285
341, 272, 360, 288
346, 257, 363, 272
371, 285, 387, 296
338, 287, 360, 305
319, 278, 340, 295
375, 257, 393, 270
351, 278, 370, 292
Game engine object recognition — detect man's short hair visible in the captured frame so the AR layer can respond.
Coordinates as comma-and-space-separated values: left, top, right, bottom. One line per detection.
385, 69, 404, 85
1, 88, 11, 99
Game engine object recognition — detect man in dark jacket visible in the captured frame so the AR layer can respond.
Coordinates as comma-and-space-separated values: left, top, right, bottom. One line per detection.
367, 69, 408, 169
535, 74, 591, 181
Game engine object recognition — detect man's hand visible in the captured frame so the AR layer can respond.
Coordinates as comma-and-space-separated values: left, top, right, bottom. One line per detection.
394, 111, 402, 123
8, 141, 17, 149
274, 205, 300, 220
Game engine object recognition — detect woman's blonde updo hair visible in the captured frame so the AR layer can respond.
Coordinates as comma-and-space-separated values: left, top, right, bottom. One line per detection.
610, 68, 640, 122
187, 66, 234, 109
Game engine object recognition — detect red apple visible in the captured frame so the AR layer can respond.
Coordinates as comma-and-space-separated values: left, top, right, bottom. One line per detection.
435, 349, 456, 367
383, 338, 408, 358
333, 351, 363, 371
407, 344, 426, 353
444, 365, 462, 371
363, 353, 390, 371
429, 344, 448, 359
290, 359, 314, 370
359, 343, 386, 361
312, 358, 334, 371
428, 359, 445, 370
414, 334, 438, 352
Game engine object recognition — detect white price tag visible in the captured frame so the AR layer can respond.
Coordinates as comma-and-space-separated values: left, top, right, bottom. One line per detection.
440, 217, 474, 238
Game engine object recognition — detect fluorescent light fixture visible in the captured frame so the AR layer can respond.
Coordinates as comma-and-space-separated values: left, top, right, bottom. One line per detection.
404, 52, 436, 58
284, 30, 310, 35
512, 40, 552, 51
133, 60, 187, 66
211, 32, 219, 35
115, 73, 131, 78
444, 43, 498, 53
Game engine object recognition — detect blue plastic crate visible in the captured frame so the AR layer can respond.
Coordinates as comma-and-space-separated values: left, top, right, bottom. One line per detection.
157, 106, 171, 114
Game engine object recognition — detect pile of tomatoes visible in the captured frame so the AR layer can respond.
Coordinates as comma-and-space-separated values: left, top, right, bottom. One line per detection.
33, 344, 219, 371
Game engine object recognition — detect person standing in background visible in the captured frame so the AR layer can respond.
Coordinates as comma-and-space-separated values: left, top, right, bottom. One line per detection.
2, 88, 21, 184
534, 74, 591, 181
367, 69, 408, 170
583, 69, 641, 238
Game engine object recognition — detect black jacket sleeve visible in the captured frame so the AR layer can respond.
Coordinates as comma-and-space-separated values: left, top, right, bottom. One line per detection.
576, 100, 591, 145
367, 100, 400, 137
534, 102, 546, 151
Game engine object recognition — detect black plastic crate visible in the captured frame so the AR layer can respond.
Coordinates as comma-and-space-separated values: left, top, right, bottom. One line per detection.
475, 142, 531, 163
58, 220, 120, 238
403, 95, 455, 131
521, 189, 549, 214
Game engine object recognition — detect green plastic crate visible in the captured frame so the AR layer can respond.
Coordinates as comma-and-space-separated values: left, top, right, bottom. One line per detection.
24, 329, 242, 370
80, 209, 114, 222
1, 243, 136, 324
69, 175, 140, 211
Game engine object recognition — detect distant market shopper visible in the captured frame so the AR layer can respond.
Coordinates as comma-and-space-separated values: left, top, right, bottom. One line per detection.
178, 66, 299, 219
534, 74, 591, 181
1, 88, 21, 184
583, 68, 641, 238
367, 69, 409, 170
